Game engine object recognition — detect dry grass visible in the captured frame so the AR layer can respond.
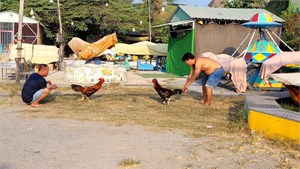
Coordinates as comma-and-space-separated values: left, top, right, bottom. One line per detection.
118, 158, 141, 168
14, 84, 247, 140
0, 84, 248, 139
1, 84, 299, 167
0, 83, 21, 96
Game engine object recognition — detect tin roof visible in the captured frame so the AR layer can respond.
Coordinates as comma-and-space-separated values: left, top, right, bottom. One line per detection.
171, 6, 284, 22
0, 10, 38, 23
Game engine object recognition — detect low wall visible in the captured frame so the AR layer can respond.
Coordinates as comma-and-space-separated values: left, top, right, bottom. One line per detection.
64, 64, 127, 84
245, 91, 300, 144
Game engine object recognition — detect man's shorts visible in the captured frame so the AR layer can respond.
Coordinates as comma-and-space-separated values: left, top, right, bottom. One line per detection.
30, 89, 44, 104
201, 67, 224, 88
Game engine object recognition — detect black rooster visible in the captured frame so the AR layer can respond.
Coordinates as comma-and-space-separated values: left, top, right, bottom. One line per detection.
152, 78, 182, 105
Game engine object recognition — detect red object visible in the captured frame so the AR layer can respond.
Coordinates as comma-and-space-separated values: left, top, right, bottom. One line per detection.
251, 13, 259, 22
268, 53, 276, 59
285, 85, 300, 105
245, 53, 252, 61
264, 81, 272, 87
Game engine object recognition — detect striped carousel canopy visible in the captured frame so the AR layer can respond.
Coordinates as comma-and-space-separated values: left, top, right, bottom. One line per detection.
242, 13, 282, 28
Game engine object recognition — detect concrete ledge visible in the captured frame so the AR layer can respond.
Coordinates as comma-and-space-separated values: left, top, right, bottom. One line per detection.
245, 91, 300, 144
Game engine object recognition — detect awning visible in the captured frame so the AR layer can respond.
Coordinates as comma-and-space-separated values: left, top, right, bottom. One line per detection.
111, 41, 167, 56
152, 20, 195, 28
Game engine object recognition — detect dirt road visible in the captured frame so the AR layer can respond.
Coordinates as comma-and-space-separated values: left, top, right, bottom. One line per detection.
2, 104, 297, 169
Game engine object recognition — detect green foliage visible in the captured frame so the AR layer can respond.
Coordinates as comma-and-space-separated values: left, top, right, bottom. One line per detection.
0, 0, 174, 44
266, 0, 289, 16
154, 26, 169, 43
277, 97, 300, 112
280, 5, 300, 51
223, 0, 265, 8
0, 0, 149, 43
140, 0, 176, 43
0, 0, 19, 11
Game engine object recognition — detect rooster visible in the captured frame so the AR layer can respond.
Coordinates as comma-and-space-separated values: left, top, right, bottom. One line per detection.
152, 78, 182, 105
71, 78, 105, 102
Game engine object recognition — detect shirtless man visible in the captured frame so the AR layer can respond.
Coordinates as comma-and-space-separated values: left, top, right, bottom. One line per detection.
182, 52, 224, 106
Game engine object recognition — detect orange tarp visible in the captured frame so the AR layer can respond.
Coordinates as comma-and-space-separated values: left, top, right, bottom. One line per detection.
68, 33, 118, 60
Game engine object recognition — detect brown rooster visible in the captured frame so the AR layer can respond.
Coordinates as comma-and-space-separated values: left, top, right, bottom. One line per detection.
71, 78, 105, 102
152, 78, 182, 105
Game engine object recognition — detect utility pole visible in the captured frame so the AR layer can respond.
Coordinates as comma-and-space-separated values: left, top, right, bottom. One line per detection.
16, 0, 24, 84
57, 0, 65, 70
148, 0, 152, 42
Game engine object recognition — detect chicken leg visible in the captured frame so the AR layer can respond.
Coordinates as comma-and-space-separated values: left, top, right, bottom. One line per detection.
166, 98, 171, 105
86, 96, 91, 103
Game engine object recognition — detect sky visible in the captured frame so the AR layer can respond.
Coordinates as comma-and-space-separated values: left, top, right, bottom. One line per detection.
133, 0, 212, 7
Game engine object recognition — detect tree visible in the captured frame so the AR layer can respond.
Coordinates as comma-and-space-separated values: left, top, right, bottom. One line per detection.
0, 0, 148, 44
265, 0, 289, 16
0, 0, 20, 11
0, 0, 177, 43
223, 0, 266, 8
140, 0, 176, 42
280, 5, 300, 51
266, 1, 299, 51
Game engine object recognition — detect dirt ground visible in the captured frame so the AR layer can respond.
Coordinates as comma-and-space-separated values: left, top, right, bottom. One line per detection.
0, 102, 299, 169
0, 69, 299, 169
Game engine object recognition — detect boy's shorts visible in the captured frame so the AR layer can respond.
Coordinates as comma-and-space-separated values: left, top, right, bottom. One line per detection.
201, 67, 224, 88
30, 89, 44, 104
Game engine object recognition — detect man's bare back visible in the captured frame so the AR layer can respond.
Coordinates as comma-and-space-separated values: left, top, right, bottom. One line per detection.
194, 56, 222, 75
182, 52, 224, 106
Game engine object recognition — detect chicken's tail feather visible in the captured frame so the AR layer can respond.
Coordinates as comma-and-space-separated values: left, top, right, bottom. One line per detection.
173, 89, 182, 95
71, 84, 83, 92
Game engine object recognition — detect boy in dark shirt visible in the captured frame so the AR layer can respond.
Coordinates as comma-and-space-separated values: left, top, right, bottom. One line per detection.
21, 64, 57, 107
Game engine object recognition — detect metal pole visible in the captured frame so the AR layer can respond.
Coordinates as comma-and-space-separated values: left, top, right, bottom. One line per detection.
265, 29, 283, 52
148, 0, 152, 42
57, 0, 64, 70
242, 29, 256, 59
231, 29, 253, 57
267, 28, 295, 52
16, 0, 24, 84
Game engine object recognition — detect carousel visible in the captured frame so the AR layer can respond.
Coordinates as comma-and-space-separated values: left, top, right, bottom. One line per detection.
236, 13, 284, 89
238, 13, 300, 104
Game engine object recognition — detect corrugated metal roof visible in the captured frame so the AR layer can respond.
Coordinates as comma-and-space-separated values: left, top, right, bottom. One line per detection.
0, 10, 38, 23
176, 6, 284, 22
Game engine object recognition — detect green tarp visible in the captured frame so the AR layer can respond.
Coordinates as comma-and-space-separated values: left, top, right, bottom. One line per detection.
166, 30, 194, 76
